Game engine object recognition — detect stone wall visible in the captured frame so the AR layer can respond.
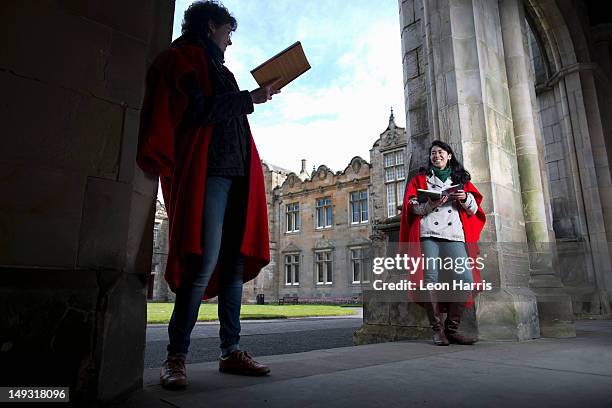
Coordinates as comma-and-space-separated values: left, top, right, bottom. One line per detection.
400, 0, 432, 168
242, 162, 289, 303
0, 0, 174, 402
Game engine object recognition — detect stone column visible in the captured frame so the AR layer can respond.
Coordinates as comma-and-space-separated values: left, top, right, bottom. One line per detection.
358, 0, 542, 344
499, 0, 574, 337
422, 0, 542, 340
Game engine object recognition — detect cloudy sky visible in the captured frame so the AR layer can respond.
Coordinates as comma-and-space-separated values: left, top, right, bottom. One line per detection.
172, 0, 406, 174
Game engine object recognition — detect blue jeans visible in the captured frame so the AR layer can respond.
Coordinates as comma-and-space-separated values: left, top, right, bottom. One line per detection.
420, 237, 474, 285
167, 176, 246, 357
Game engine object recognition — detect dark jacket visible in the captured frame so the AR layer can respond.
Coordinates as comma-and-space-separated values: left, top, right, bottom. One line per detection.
178, 32, 254, 176
136, 34, 270, 298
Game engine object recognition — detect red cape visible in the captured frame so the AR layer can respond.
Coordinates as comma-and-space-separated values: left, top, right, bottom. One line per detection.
399, 174, 486, 307
137, 40, 270, 299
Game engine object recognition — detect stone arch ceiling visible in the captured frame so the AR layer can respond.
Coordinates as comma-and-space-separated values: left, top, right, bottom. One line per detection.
524, 0, 579, 70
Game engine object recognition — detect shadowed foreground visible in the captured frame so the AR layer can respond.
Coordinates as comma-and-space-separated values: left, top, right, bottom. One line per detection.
119, 320, 612, 407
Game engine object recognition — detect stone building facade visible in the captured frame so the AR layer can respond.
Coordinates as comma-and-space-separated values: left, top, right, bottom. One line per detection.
255, 114, 408, 303
150, 200, 172, 301
241, 161, 291, 303
269, 157, 372, 302
150, 115, 408, 303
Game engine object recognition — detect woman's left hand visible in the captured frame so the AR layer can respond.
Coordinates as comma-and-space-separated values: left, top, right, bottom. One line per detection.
450, 190, 467, 201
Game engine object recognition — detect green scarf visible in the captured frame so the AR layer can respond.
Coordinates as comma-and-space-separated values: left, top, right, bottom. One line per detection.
432, 166, 452, 183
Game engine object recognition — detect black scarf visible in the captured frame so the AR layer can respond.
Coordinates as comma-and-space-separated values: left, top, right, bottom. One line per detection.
177, 32, 238, 94
201, 36, 239, 95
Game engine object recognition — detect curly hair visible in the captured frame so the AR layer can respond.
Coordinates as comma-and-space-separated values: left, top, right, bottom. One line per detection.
419, 140, 471, 184
181, 1, 237, 36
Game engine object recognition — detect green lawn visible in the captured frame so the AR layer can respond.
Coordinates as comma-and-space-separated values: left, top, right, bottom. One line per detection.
147, 303, 357, 324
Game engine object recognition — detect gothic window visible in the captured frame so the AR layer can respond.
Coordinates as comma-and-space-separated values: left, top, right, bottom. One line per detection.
384, 149, 406, 217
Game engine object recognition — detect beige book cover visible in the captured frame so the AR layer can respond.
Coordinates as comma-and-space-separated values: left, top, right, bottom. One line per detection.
250, 41, 311, 89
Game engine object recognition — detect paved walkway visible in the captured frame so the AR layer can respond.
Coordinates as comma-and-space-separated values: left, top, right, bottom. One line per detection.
144, 309, 363, 367
121, 320, 612, 408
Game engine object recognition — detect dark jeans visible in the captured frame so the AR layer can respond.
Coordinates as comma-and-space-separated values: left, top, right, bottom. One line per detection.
420, 237, 474, 303
167, 176, 246, 357
421, 237, 474, 285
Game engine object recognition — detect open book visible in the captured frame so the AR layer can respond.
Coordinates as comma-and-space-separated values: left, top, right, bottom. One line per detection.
417, 184, 463, 203
250, 42, 311, 90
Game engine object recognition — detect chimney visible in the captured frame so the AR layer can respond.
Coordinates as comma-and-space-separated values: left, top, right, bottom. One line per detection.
301, 159, 307, 173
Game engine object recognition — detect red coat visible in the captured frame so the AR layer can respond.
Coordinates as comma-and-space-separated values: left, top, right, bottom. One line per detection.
136, 40, 270, 299
399, 174, 486, 306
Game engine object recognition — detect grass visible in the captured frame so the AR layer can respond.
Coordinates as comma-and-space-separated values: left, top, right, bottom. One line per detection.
147, 303, 357, 324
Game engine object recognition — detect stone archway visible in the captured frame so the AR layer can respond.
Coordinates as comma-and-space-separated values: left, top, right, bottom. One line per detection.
523, 0, 612, 317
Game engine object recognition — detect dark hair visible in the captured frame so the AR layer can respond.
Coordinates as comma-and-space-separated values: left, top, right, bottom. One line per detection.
420, 140, 471, 184
181, 1, 237, 36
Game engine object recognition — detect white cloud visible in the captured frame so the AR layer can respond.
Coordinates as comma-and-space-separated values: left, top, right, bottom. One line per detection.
159, 1, 406, 203
249, 19, 405, 173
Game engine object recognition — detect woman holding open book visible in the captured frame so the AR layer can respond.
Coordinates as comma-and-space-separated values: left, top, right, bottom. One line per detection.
138, 1, 281, 390
399, 140, 486, 346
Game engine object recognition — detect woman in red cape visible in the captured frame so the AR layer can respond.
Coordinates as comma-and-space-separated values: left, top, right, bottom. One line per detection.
399, 140, 486, 346
137, 1, 279, 389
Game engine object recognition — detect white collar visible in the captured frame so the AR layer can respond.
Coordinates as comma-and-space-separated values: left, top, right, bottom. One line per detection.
427, 171, 453, 188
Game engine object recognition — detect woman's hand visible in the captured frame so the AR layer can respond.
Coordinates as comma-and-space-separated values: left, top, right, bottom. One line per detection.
250, 78, 281, 104
427, 195, 448, 208
450, 190, 467, 202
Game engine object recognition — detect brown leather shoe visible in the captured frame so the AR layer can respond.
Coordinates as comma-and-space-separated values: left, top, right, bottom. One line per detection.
160, 355, 187, 390
219, 351, 270, 376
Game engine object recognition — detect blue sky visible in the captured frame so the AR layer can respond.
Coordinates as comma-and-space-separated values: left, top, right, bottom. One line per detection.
172, 0, 406, 174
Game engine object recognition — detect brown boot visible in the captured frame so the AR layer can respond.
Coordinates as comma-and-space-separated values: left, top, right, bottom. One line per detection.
445, 301, 478, 345
219, 350, 271, 376
160, 355, 187, 390
422, 292, 449, 346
